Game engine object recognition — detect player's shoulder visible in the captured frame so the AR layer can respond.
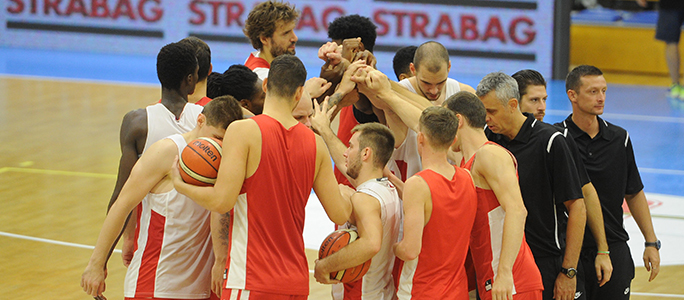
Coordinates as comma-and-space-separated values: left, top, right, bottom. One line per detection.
121, 108, 148, 135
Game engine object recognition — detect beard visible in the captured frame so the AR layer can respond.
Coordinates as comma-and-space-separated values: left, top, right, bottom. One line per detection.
270, 42, 296, 58
345, 154, 362, 180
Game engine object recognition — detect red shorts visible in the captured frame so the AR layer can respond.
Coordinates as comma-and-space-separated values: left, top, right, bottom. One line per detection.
513, 289, 543, 300
124, 292, 219, 300
221, 289, 307, 300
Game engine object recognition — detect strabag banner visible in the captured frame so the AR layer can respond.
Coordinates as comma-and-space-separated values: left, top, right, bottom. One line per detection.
2, 0, 554, 78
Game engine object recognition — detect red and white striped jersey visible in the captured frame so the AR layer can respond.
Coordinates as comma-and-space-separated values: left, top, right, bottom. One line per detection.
125, 134, 213, 299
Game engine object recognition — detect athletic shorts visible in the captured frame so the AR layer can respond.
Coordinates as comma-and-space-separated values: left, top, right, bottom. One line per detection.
221, 289, 307, 300
656, 8, 684, 43
534, 255, 586, 300
124, 292, 218, 300
514, 289, 543, 300
580, 242, 635, 300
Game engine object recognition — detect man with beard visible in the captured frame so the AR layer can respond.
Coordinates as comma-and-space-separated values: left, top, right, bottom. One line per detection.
313, 122, 403, 300
243, 0, 299, 81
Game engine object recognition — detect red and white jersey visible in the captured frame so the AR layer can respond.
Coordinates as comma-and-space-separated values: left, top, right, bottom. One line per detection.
124, 134, 213, 299
223, 115, 316, 296
397, 78, 462, 100
334, 178, 403, 300
396, 166, 477, 300
334, 106, 358, 187
461, 142, 543, 300
387, 129, 422, 182
244, 51, 270, 80
144, 103, 203, 152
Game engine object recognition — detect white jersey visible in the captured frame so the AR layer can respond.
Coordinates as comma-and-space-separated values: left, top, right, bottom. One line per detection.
124, 134, 213, 299
144, 103, 203, 152
334, 178, 403, 300
387, 129, 422, 182
397, 77, 462, 100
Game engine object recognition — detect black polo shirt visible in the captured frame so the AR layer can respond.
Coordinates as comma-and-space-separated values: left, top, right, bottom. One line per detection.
486, 113, 584, 259
556, 115, 644, 248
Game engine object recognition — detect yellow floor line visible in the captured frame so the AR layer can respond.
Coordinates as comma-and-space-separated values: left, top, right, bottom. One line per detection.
2, 167, 115, 179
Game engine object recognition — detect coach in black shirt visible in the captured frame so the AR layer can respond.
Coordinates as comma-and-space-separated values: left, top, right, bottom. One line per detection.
477, 72, 587, 300
556, 65, 660, 300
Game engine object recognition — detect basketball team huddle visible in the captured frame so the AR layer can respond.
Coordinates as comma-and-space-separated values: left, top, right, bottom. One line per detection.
80, 1, 662, 300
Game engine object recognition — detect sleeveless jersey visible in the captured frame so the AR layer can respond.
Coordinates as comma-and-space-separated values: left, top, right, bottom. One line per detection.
334, 106, 358, 187
461, 142, 543, 300
386, 129, 422, 182
334, 178, 403, 300
144, 103, 203, 152
223, 114, 316, 296
397, 166, 477, 300
397, 78, 462, 100
124, 134, 213, 299
244, 51, 270, 80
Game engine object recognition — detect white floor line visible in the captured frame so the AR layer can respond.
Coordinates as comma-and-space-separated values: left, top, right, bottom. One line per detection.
0, 231, 121, 253
631, 292, 684, 298
4, 234, 684, 293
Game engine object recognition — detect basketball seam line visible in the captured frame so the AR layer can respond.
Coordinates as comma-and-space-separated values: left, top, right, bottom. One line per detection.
187, 142, 220, 173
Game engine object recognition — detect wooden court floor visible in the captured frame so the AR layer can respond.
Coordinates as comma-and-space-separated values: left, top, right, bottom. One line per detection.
0, 76, 682, 299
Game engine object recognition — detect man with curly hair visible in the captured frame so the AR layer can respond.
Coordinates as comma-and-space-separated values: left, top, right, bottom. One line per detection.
243, 0, 299, 80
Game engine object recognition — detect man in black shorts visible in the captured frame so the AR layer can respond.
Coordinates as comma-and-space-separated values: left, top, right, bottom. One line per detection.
557, 65, 661, 300
638, 0, 684, 98
477, 72, 587, 300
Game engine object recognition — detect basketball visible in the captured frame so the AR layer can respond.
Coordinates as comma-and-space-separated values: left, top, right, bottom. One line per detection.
178, 137, 223, 186
318, 229, 371, 283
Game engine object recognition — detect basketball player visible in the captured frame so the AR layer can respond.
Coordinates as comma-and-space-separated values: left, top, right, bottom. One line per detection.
292, 90, 314, 129
180, 36, 213, 106
314, 123, 402, 300
107, 41, 203, 268
207, 64, 265, 116
171, 55, 352, 300
514, 69, 614, 290
393, 106, 477, 299
392, 46, 417, 81
556, 65, 660, 299
445, 91, 543, 300
81, 96, 243, 300
478, 72, 586, 300
242, 0, 331, 98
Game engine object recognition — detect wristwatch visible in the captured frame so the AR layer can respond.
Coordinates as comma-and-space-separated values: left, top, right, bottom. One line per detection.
645, 240, 661, 250
560, 267, 577, 279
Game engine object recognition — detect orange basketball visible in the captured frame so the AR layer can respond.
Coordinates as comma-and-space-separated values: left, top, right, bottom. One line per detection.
178, 137, 222, 186
319, 229, 371, 283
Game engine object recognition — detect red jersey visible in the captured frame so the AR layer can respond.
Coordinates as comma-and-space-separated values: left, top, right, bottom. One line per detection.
462, 142, 543, 299
244, 52, 270, 80
195, 96, 212, 106
223, 115, 316, 296
396, 166, 477, 300
334, 105, 358, 187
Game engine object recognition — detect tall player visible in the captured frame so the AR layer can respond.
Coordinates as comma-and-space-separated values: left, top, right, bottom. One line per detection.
314, 123, 402, 300
394, 106, 477, 299
446, 91, 543, 300
171, 55, 352, 299
107, 41, 203, 268
81, 96, 243, 300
